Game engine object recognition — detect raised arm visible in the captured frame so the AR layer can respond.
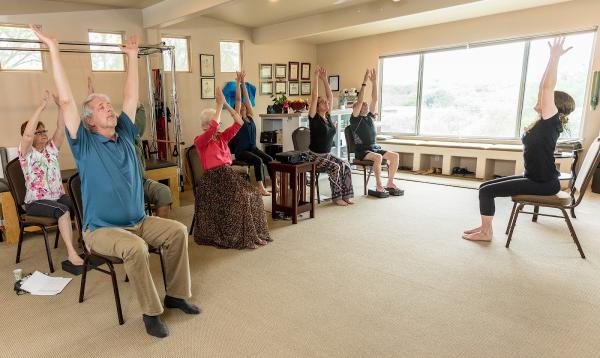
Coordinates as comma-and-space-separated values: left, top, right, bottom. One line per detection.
234, 71, 242, 114
30, 25, 80, 139
240, 71, 254, 118
308, 66, 320, 118
539, 37, 571, 120
368, 69, 378, 114
87, 76, 95, 95
20, 90, 50, 155
51, 93, 66, 149
121, 35, 139, 122
352, 69, 370, 117
319, 67, 333, 112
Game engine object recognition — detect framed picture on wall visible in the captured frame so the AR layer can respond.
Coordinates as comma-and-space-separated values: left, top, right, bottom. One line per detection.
259, 64, 273, 79
260, 81, 273, 95
200, 54, 215, 77
275, 81, 287, 94
328, 75, 340, 92
301, 63, 311, 80
288, 82, 300, 96
288, 61, 299, 81
201, 77, 215, 99
301, 81, 311, 95
275, 64, 287, 79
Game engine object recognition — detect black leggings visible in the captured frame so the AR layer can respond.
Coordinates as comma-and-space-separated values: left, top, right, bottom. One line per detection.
478, 175, 560, 216
236, 148, 273, 182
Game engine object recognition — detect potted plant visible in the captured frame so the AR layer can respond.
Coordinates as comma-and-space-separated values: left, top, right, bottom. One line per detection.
290, 99, 307, 112
271, 94, 289, 113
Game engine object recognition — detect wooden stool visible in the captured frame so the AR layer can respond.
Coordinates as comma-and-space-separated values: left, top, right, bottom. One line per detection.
271, 161, 316, 224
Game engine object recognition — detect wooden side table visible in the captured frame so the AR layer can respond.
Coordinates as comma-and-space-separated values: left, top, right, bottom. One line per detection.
271, 161, 316, 224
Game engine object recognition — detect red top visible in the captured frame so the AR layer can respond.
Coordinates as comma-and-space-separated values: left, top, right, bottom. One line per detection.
194, 119, 241, 171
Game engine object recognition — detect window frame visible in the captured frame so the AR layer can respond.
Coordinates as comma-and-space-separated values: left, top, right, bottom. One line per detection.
219, 40, 243, 73
88, 29, 125, 73
160, 34, 192, 73
378, 28, 597, 142
0, 23, 45, 72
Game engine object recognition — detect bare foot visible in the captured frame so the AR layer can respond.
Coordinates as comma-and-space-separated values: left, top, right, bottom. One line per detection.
68, 253, 84, 266
260, 189, 271, 196
386, 183, 399, 190
344, 198, 355, 205
463, 226, 481, 235
256, 239, 268, 246
335, 199, 348, 206
462, 231, 492, 242
248, 243, 259, 249
376, 185, 386, 192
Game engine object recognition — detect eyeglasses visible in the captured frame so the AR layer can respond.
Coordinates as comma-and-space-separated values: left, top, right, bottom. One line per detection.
34, 130, 48, 135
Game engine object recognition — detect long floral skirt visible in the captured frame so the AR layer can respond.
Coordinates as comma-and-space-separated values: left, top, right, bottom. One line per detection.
193, 166, 271, 249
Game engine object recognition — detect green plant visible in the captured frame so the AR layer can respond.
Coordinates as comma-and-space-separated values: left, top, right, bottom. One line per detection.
271, 94, 288, 105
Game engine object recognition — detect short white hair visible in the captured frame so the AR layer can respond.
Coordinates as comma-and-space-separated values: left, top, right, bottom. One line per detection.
199, 108, 216, 129
81, 93, 111, 122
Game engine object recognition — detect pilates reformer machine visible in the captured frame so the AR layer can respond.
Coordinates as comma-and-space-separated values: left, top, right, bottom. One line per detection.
0, 36, 185, 191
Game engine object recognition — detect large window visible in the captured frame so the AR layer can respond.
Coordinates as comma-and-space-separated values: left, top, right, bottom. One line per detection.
88, 31, 124, 72
219, 41, 241, 73
0, 24, 43, 71
162, 35, 190, 72
380, 31, 595, 139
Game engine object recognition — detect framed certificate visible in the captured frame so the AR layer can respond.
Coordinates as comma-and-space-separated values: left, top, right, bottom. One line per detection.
275, 64, 287, 79
301, 62, 311, 80
259, 64, 272, 80
301, 81, 311, 95
288, 82, 300, 96
275, 81, 287, 94
260, 81, 273, 95
328, 75, 340, 92
288, 62, 299, 81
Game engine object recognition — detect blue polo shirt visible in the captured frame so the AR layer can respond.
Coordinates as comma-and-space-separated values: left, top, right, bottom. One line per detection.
67, 112, 145, 231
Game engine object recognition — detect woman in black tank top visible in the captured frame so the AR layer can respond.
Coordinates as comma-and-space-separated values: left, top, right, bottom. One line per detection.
463, 37, 575, 242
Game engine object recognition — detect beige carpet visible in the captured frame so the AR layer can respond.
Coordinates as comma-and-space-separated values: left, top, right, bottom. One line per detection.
2, 175, 600, 358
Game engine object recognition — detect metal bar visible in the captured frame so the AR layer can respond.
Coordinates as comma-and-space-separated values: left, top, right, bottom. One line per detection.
169, 48, 184, 192
146, 55, 158, 158
0, 37, 167, 50
160, 49, 169, 161
0, 46, 127, 55
415, 53, 425, 136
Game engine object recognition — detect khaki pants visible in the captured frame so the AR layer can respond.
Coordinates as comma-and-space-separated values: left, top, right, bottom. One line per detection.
83, 216, 191, 316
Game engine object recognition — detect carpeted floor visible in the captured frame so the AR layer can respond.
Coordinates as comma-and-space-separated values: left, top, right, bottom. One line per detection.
2, 175, 600, 358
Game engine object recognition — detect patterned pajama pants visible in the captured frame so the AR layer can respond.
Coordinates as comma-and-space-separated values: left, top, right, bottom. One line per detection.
309, 152, 354, 200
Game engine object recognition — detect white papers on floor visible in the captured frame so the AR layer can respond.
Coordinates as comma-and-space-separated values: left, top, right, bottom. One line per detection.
19, 271, 72, 295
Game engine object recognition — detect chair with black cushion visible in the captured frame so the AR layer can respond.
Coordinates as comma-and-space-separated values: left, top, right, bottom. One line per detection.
5, 158, 59, 273
344, 126, 388, 195
292, 127, 328, 203
505, 136, 600, 259
68, 173, 166, 325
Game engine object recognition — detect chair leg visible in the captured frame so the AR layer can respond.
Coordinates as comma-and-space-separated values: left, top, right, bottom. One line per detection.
363, 166, 367, 195
316, 173, 321, 204
532, 205, 540, 222
54, 229, 60, 249
108, 262, 125, 325
505, 203, 524, 248
159, 250, 167, 290
505, 202, 517, 235
189, 216, 195, 236
560, 208, 585, 259
41, 227, 55, 273
570, 207, 576, 219
79, 255, 89, 303
15, 227, 24, 264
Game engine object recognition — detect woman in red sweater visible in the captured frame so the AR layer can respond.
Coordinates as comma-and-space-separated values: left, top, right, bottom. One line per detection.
193, 87, 271, 249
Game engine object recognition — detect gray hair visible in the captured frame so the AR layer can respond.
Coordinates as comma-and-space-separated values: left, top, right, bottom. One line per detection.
199, 108, 216, 129
81, 93, 111, 123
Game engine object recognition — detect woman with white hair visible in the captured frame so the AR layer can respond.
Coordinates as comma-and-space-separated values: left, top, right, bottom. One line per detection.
193, 87, 271, 249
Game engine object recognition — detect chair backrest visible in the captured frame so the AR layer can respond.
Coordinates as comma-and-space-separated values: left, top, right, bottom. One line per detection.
185, 145, 204, 195
292, 127, 310, 151
344, 126, 356, 159
5, 158, 27, 216
67, 173, 90, 254
573, 136, 600, 205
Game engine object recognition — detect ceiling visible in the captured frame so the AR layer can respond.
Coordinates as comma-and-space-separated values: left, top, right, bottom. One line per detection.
200, 0, 379, 28
44, 0, 162, 8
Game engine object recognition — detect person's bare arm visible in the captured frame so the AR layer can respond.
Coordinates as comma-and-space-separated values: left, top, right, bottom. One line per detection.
369, 69, 378, 114
234, 71, 242, 114
87, 76, 95, 95
540, 37, 571, 120
240, 71, 254, 118
319, 67, 333, 112
30, 25, 80, 139
121, 35, 139, 122
20, 91, 50, 155
51, 93, 66, 149
352, 69, 370, 117
308, 66, 320, 118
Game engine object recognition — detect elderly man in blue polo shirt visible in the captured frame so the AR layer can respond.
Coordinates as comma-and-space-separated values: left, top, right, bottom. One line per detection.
31, 25, 197, 338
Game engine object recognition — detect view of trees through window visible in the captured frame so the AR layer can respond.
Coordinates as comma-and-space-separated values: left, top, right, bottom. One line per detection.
89, 31, 124, 72
0, 25, 43, 71
219, 41, 241, 73
380, 31, 595, 139
162, 36, 190, 72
